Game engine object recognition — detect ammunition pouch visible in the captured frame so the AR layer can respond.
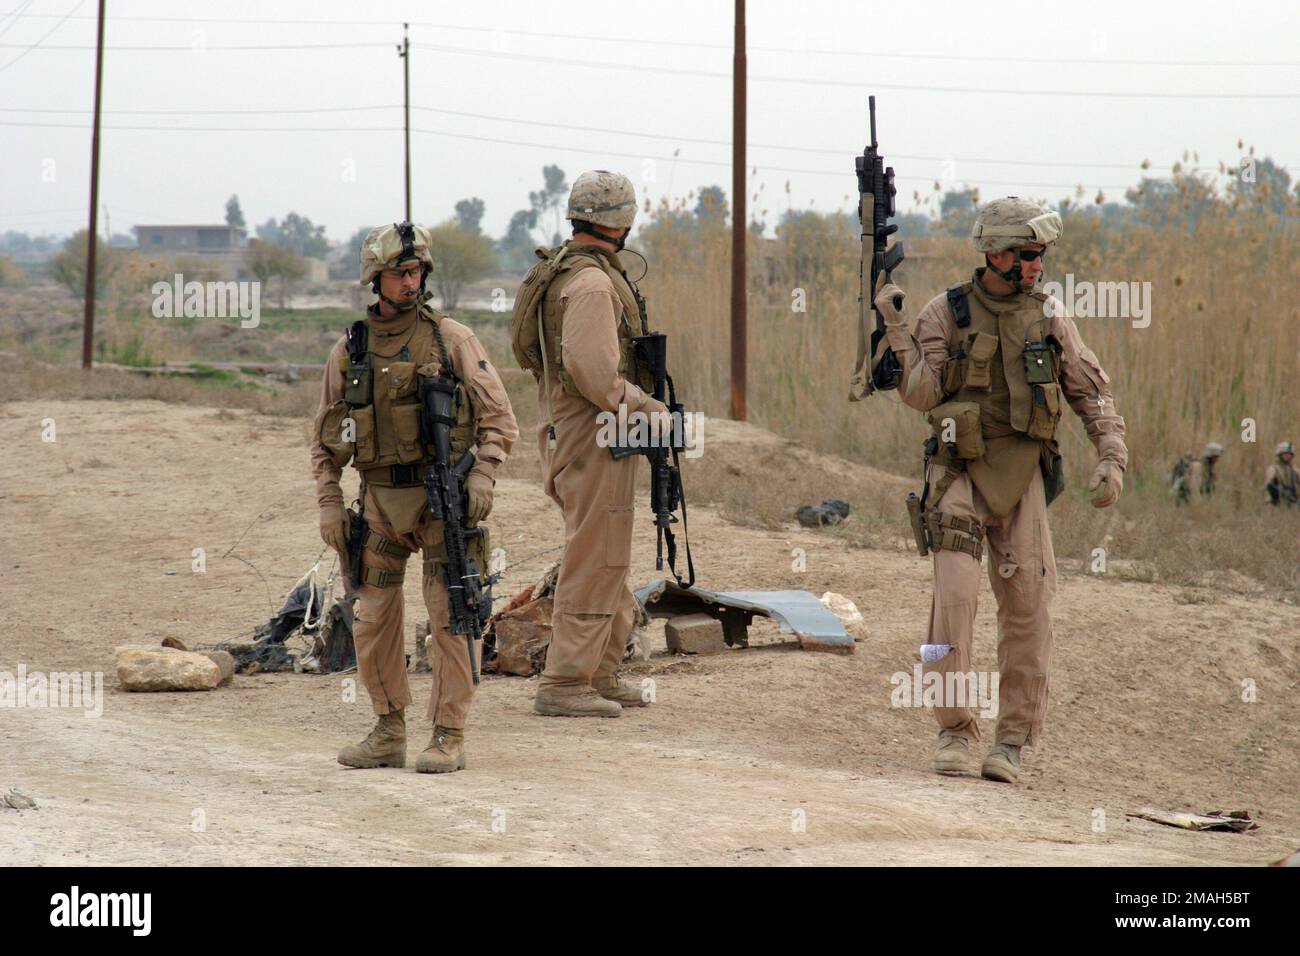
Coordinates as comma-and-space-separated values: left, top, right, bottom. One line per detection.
941, 351, 965, 395
961, 332, 1000, 391
350, 405, 377, 465
927, 401, 985, 461
314, 399, 355, 469
1025, 383, 1063, 441
425, 526, 490, 576
924, 511, 985, 561
1023, 335, 1061, 385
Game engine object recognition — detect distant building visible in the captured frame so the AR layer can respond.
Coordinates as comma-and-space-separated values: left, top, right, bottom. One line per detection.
133, 225, 327, 283
133, 224, 245, 254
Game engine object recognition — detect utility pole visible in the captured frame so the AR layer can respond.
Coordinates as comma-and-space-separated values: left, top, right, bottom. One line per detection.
81, 0, 107, 370
397, 22, 411, 221
730, 0, 747, 420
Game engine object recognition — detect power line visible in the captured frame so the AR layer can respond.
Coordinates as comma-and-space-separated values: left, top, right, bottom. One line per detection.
409, 105, 1158, 171
0, 0, 84, 73
5, 115, 1284, 178
0, 117, 1135, 187
0, 119, 397, 131
1, 118, 1270, 185
408, 128, 1138, 189
0, 1, 39, 41
0, 104, 398, 114
0, 102, 1147, 169
0, 10, 1294, 66
0, 34, 1291, 95
0, 40, 390, 50
409, 43, 1300, 99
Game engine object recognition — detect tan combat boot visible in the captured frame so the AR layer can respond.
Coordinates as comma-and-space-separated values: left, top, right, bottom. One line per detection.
534, 684, 622, 718
337, 709, 406, 769
933, 728, 973, 775
981, 742, 1022, 783
415, 725, 465, 774
593, 674, 649, 708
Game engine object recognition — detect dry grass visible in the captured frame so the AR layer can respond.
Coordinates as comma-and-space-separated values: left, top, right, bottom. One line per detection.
630, 183, 1300, 597
6, 172, 1296, 597
636, 195, 1300, 494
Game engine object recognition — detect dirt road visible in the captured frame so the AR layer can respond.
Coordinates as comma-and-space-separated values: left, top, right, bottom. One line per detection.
2, 400, 1295, 865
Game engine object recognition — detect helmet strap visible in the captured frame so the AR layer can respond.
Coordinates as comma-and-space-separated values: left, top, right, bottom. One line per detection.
986, 249, 1034, 292
371, 263, 428, 312
573, 219, 625, 252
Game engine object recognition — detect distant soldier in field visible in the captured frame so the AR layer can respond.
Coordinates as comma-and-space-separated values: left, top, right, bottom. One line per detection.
1265, 441, 1299, 507
311, 222, 518, 773
1171, 454, 1195, 506
872, 197, 1128, 784
1173, 442, 1223, 504
1198, 442, 1223, 497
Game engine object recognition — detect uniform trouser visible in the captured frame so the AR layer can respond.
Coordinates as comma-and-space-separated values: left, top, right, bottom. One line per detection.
538, 405, 639, 689
924, 467, 1056, 747
351, 485, 476, 728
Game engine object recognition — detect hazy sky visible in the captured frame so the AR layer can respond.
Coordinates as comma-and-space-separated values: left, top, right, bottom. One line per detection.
2, 0, 1297, 245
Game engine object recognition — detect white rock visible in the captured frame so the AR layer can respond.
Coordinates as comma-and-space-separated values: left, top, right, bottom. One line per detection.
116, 646, 222, 692
820, 592, 868, 641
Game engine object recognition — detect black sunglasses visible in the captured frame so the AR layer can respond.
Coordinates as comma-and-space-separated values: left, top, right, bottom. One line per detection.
1016, 249, 1046, 262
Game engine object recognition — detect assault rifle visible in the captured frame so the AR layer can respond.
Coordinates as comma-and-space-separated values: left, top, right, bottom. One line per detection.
610, 332, 695, 589
850, 95, 906, 399
419, 375, 490, 684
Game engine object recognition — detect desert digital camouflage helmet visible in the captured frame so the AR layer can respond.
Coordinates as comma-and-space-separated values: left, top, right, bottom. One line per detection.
359, 221, 433, 286
566, 170, 638, 231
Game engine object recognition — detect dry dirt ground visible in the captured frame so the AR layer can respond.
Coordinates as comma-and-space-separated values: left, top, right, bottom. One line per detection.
1, 399, 1297, 866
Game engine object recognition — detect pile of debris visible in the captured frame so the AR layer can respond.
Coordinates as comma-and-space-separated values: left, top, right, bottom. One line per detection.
115, 562, 358, 692
213, 563, 357, 675
476, 562, 647, 677
796, 499, 851, 528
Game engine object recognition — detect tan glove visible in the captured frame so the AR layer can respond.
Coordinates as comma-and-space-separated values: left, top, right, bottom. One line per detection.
872, 272, 907, 328
465, 472, 494, 524
320, 503, 350, 553
1088, 460, 1124, 509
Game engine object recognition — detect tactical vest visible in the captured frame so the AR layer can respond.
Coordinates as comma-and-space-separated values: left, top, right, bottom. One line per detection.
314, 306, 475, 479
1272, 462, 1299, 503
925, 274, 1065, 516
942, 277, 1063, 443
520, 242, 648, 397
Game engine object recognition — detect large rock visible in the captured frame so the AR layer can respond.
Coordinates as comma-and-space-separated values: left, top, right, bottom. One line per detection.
665, 614, 725, 655
198, 650, 236, 686
116, 646, 222, 692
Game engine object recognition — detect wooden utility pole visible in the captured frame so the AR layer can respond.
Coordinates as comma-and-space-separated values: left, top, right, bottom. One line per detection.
398, 23, 411, 221
730, 0, 747, 420
81, 0, 107, 369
